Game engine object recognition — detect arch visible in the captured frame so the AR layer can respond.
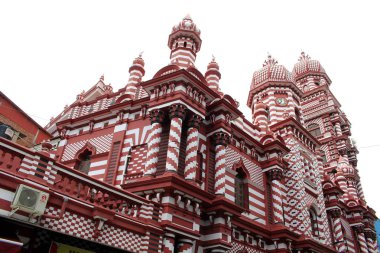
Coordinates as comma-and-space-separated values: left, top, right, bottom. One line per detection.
307, 123, 321, 137
74, 142, 96, 174
223, 94, 239, 108
115, 93, 134, 104
232, 158, 249, 208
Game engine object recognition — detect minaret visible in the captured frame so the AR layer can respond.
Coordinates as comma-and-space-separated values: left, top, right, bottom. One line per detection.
125, 53, 145, 99
168, 15, 202, 69
205, 56, 222, 95
247, 55, 303, 126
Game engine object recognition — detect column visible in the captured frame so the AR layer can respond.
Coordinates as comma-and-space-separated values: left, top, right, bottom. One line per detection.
335, 123, 342, 136
355, 225, 369, 253
165, 104, 186, 173
163, 233, 175, 253
184, 114, 202, 181
177, 238, 193, 253
329, 208, 347, 252
365, 231, 378, 253
213, 132, 230, 195
144, 109, 164, 177
267, 169, 285, 224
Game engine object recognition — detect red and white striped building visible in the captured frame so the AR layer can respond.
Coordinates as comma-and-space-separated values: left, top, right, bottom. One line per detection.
0, 16, 378, 253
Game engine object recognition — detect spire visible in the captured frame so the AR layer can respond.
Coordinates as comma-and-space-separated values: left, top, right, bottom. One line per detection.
125, 53, 145, 99
168, 15, 202, 69
205, 55, 222, 95
263, 54, 278, 67
298, 51, 311, 62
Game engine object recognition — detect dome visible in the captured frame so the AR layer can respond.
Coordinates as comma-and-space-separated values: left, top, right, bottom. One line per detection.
250, 55, 294, 89
207, 56, 219, 70
292, 52, 327, 80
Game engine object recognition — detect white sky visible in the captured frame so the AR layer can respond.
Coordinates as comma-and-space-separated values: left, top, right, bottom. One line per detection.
1, 1, 380, 214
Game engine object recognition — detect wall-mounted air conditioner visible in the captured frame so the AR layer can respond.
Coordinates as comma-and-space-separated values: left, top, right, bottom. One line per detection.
10, 184, 49, 217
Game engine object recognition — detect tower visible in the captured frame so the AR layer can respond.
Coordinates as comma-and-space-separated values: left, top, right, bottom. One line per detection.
168, 15, 202, 69
247, 55, 303, 126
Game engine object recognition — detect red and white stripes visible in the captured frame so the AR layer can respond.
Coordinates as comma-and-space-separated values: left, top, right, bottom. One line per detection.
125, 54, 145, 99
253, 101, 269, 136
144, 110, 164, 177
163, 233, 175, 253
356, 226, 370, 253
367, 237, 378, 253
267, 169, 285, 224
213, 132, 230, 195
329, 209, 346, 252
177, 239, 193, 253
184, 116, 201, 181
205, 57, 222, 94
166, 104, 186, 173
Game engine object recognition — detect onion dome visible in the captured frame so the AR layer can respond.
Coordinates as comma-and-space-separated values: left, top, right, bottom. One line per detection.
250, 55, 294, 89
292, 52, 330, 83
168, 15, 202, 53
247, 55, 295, 108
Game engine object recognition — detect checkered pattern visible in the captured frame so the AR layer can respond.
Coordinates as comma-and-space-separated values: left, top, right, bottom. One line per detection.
226, 147, 263, 187
97, 224, 143, 252
62, 134, 113, 161
251, 55, 294, 88
41, 206, 95, 240
293, 52, 326, 80
41, 206, 145, 252
228, 241, 266, 253
127, 144, 147, 175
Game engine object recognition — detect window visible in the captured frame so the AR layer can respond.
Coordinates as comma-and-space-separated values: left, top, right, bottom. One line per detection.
75, 149, 92, 174
307, 123, 321, 137
309, 208, 319, 237
235, 171, 245, 208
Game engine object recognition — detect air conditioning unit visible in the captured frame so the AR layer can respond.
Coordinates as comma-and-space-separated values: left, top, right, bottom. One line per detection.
10, 184, 49, 216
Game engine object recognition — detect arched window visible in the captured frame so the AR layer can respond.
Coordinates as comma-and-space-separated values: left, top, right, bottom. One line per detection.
233, 160, 249, 208
307, 123, 321, 137
235, 171, 245, 207
309, 208, 319, 237
75, 149, 92, 174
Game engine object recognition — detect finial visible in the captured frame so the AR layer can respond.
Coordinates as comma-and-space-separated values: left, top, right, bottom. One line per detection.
184, 14, 192, 20
139, 51, 144, 58
100, 74, 104, 81
298, 51, 311, 61
263, 54, 278, 67
212, 54, 216, 62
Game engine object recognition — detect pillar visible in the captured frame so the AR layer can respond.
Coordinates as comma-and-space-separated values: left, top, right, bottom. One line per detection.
267, 169, 285, 224
335, 123, 342, 136
213, 132, 230, 195
355, 225, 369, 253
329, 208, 347, 252
165, 104, 186, 173
144, 109, 164, 176
365, 231, 378, 253
184, 114, 202, 181
177, 238, 194, 253
163, 233, 176, 253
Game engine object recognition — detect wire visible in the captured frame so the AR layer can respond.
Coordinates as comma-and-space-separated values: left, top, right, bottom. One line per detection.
358, 144, 380, 149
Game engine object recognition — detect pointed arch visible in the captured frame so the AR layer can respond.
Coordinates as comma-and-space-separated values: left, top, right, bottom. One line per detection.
74, 142, 96, 174
231, 158, 249, 208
